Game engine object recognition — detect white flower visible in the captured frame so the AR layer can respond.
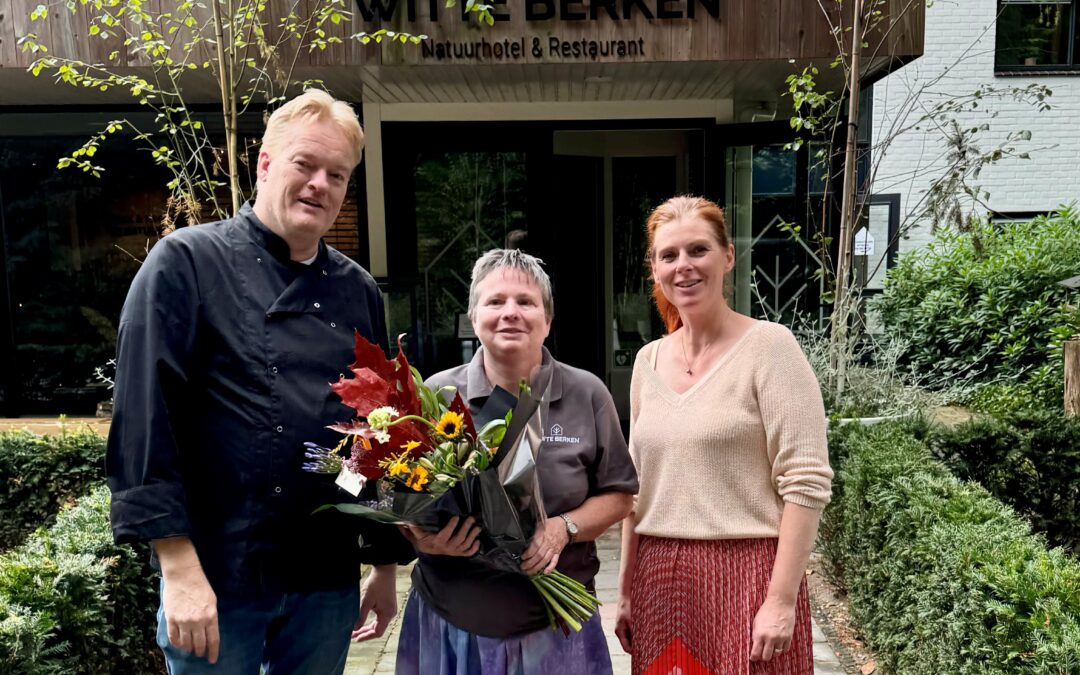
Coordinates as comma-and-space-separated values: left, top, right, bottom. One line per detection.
366, 406, 399, 431
373, 429, 391, 444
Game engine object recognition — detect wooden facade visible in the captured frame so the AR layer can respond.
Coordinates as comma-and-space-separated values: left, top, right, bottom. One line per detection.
0, 0, 924, 105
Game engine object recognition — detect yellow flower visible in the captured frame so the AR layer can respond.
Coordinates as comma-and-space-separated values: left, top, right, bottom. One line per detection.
401, 440, 421, 452
435, 411, 465, 439
406, 465, 430, 491
378, 449, 413, 478
388, 460, 410, 478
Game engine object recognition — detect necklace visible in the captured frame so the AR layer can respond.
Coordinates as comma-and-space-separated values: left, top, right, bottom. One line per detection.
679, 329, 720, 376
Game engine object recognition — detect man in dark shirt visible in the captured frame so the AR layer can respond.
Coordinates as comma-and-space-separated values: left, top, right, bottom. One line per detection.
106, 89, 414, 673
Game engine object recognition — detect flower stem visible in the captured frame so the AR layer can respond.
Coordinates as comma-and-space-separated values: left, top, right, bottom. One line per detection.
535, 575, 595, 617
387, 415, 437, 430
532, 579, 583, 632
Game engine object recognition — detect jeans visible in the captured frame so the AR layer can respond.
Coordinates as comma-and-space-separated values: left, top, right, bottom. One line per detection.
156, 580, 360, 674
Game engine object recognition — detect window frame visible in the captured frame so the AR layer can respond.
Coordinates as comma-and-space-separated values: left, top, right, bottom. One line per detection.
995, 0, 1080, 74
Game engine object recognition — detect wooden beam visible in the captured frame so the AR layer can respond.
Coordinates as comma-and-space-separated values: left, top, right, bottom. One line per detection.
1067, 338, 1080, 418
362, 102, 387, 278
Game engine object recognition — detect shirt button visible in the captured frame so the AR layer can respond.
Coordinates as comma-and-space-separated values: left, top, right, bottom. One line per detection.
322, 270, 328, 276
314, 302, 321, 309
271, 366, 278, 374
274, 486, 282, 494
330, 322, 337, 328
275, 425, 283, 433
256, 257, 262, 263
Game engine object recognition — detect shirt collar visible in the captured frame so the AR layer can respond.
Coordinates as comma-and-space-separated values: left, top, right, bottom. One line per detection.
464, 346, 563, 404
238, 202, 328, 268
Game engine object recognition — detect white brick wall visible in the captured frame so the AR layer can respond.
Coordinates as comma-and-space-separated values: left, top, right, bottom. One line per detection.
871, 0, 1080, 252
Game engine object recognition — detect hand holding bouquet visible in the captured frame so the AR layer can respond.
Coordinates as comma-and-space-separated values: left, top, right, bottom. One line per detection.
303, 333, 600, 632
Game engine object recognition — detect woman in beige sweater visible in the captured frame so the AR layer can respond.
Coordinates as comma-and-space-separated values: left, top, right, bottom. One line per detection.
614, 196, 833, 674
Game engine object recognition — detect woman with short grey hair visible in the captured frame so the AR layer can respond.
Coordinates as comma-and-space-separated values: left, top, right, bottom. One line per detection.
467, 248, 555, 321
395, 248, 639, 675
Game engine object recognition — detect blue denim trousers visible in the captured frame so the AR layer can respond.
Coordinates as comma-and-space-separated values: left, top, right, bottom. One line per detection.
156, 580, 359, 674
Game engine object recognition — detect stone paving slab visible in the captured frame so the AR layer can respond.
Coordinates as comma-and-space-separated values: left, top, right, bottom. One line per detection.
347, 525, 845, 674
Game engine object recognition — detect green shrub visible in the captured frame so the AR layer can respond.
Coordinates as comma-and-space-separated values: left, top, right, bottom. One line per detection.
873, 207, 1080, 405
0, 429, 106, 551
928, 413, 1080, 553
822, 422, 1080, 674
964, 381, 1045, 416
0, 485, 163, 674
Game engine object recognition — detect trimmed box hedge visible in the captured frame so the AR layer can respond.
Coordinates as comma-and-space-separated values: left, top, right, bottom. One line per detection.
0, 429, 106, 551
925, 412, 1080, 554
822, 422, 1080, 674
0, 485, 163, 674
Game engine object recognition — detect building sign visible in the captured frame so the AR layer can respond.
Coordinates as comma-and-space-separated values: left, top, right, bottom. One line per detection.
355, 0, 721, 23
854, 228, 875, 257
356, 0, 728, 65
421, 36, 648, 61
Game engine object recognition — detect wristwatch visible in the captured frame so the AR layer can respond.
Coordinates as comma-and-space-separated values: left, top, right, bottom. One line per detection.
559, 513, 579, 543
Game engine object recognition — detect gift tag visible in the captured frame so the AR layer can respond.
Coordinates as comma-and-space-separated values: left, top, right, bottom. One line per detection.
335, 464, 366, 496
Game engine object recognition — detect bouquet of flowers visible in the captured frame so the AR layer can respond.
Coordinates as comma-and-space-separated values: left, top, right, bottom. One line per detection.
302, 333, 600, 632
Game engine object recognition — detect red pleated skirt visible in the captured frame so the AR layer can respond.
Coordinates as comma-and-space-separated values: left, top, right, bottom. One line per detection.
629, 536, 814, 675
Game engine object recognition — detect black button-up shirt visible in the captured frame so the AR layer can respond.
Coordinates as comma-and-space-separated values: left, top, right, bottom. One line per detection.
106, 204, 414, 597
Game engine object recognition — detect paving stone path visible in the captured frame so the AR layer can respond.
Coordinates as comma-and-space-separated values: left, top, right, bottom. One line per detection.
346, 524, 846, 675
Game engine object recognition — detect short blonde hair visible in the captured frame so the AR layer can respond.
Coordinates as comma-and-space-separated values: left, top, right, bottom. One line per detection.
261, 89, 364, 166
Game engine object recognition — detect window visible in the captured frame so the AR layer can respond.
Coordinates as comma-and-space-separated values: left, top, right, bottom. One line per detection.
996, 0, 1080, 70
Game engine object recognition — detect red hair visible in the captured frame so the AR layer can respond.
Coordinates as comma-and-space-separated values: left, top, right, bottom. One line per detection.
645, 196, 731, 334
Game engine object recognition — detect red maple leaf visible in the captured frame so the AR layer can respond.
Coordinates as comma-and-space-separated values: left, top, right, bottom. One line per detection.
331, 333, 421, 418
447, 390, 477, 439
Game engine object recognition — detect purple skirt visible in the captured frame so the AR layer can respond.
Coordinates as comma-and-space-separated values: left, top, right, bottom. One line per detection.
395, 590, 613, 675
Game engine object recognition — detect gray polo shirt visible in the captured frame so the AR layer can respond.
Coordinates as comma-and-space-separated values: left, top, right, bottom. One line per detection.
411, 347, 639, 637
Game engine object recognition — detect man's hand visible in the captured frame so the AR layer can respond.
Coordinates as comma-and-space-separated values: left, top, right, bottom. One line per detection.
519, 517, 569, 575
352, 564, 397, 642
155, 538, 220, 664
399, 516, 480, 557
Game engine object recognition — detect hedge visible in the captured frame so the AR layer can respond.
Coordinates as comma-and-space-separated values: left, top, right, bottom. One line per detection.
0, 430, 106, 551
924, 412, 1080, 554
0, 485, 163, 674
821, 422, 1080, 674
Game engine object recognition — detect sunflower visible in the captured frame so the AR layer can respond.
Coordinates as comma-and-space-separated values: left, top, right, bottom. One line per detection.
434, 411, 465, 440
405, 465, 430, 491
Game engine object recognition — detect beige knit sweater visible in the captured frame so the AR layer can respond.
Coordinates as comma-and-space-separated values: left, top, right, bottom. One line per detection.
628, 320, 833, 539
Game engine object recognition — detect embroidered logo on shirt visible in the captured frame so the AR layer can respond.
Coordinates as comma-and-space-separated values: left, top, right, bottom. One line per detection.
543, 423, 581, 444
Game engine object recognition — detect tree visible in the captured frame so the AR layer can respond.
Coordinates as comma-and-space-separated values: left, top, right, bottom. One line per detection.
18, 0, 492, 228
784, 0, 1052, 406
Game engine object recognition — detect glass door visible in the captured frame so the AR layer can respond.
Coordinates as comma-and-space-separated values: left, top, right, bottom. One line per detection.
554, 130, 692, 421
